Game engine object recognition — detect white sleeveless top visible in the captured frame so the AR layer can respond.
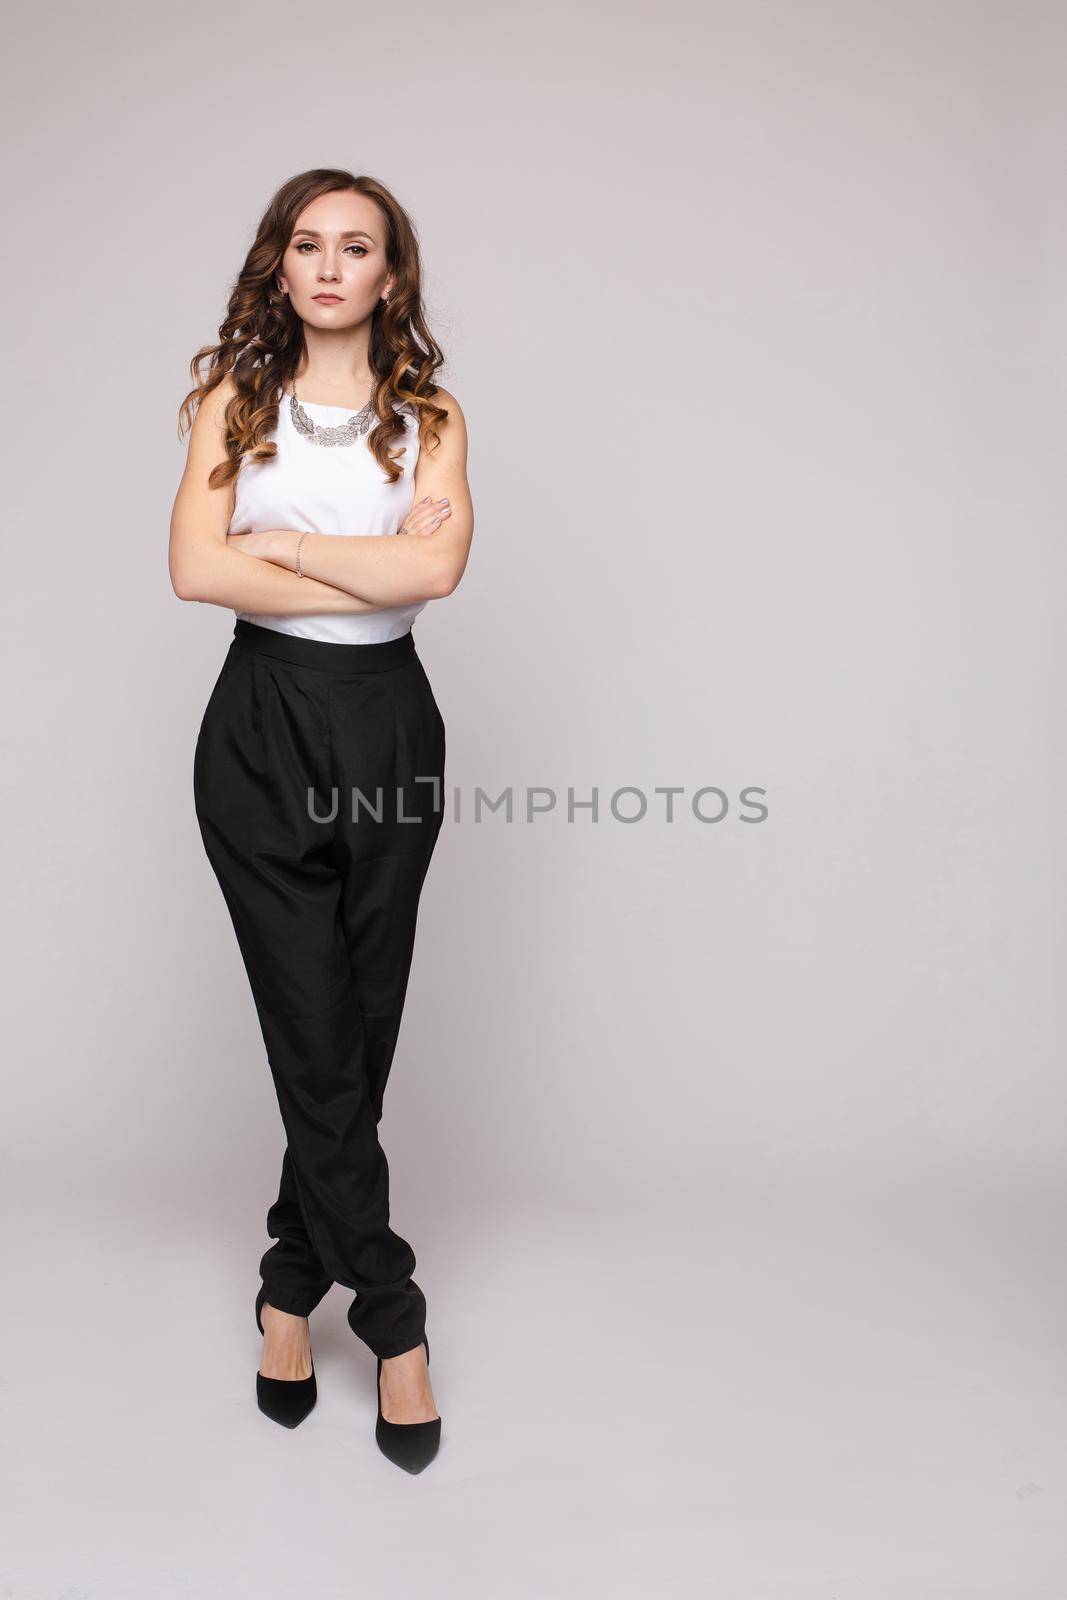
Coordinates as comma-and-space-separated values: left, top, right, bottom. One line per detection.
230, 389, 428, 643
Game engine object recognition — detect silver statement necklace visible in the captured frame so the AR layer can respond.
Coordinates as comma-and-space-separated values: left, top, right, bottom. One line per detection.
288, 380, 375, 448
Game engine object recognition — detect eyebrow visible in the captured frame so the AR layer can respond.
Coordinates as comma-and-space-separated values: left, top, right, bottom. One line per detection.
292, 228, 376, 243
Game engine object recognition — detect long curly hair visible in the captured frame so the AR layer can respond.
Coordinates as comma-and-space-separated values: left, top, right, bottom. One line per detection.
178, 169, 449, 489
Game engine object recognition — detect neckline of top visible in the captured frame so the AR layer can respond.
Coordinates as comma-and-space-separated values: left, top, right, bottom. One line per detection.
284, 387, 369, 413
283, 388, 413, 419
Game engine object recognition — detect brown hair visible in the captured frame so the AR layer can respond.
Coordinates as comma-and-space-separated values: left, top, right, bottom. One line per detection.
178, 169, 449, 488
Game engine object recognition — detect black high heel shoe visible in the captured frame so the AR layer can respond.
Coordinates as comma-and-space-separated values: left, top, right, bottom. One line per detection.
255, 1284, 317, 1429
375, 1336, 441, 1473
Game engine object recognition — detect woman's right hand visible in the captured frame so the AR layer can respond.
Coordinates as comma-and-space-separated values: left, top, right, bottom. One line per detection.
399, 496, 451, 537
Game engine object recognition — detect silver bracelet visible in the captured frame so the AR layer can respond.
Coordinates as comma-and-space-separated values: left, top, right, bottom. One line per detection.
295, 531, 308, 577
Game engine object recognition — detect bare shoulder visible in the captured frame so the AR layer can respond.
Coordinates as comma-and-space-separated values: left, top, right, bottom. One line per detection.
422, 384, 468, 460
179, 372, 241, 496
412, 384, 471, 493
190, 371, 238, 440
430, 384, 465, 421
170, 373, 239, 588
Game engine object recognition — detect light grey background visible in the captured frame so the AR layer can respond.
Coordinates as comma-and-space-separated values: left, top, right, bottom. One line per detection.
2, 0, 1064, 1595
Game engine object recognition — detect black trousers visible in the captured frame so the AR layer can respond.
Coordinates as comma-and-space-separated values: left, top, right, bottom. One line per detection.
193, 619, 445, 1359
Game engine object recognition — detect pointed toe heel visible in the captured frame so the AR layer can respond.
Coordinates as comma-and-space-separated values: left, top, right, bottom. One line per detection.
255, 1285, 317, 1429
375, 1335, 441, 1474
256, 1368, 317, 1428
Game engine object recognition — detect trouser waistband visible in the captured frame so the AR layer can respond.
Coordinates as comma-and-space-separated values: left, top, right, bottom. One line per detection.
231, 620, 416, 674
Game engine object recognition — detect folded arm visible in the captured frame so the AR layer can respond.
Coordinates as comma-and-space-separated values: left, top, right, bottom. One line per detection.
238, 388, 475, 606
168, 376, 382, 613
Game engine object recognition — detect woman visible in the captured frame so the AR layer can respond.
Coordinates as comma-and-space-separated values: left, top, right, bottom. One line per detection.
168, 169, 473, 1475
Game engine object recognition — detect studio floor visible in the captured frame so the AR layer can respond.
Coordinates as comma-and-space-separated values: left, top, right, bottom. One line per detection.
3, 1173, 1063, 1598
